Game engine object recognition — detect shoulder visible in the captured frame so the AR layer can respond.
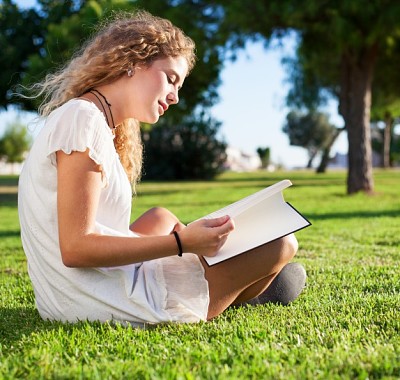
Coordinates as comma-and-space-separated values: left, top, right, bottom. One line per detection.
47, 99, 112, 138
45, 99, 117, 187
49, 99, 104, 124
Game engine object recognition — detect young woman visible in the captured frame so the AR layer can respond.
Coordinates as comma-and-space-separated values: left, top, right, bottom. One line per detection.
18, 11, 305, 326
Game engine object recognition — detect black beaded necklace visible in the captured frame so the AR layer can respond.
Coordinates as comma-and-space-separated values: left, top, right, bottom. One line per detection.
89, 89, 116, 132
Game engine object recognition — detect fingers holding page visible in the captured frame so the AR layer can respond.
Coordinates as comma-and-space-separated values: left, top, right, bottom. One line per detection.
204, 215, 235, 238
180, 215, 235, 257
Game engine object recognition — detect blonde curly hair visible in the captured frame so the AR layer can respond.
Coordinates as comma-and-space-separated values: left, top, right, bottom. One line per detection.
32, 10, 196, 186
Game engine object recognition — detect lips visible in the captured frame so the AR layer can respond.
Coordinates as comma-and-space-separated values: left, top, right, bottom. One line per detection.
158, 101, 168, 114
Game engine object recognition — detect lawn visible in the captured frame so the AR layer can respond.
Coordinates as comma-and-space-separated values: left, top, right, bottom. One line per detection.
1, 170, 399, 379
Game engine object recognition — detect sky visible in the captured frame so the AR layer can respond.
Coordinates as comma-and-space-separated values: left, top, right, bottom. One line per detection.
2, 0, 348, 169
210, 41, 347, 167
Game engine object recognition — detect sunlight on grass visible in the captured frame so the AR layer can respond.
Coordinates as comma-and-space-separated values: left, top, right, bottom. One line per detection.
1, 170, 399, 379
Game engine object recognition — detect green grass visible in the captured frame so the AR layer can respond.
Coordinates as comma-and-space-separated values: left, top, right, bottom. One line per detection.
1, 170, 399, 379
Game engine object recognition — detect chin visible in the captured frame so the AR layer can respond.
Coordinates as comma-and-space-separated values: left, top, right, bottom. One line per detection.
138, 109, 161, 124
147, 115, 161, 124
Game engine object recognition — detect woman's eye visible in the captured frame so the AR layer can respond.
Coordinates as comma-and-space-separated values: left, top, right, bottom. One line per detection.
168, 76, 176, 84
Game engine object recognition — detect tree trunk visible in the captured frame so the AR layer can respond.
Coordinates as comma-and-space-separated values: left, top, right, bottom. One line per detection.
316, 148, 330, 173
383, 113, 393, 168
339, 46, 377, 194
316, 128, 344, 173
306, 150, 317, 169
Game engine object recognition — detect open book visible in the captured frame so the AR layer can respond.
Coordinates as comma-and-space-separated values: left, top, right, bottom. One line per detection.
197, 179, 311, 266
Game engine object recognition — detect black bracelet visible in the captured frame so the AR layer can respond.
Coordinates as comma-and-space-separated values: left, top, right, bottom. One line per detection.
173, 231, 183, 257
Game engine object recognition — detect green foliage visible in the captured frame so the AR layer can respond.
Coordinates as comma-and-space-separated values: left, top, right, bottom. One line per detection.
256, 146, 270, 168
219, 0, 400, 193
0, 0, 84, 110
369, 45, 400, 167
20, 0, 112, 110
371, 49, 400, 122
142, 114, 227, 180
134, 0, 228, 117
9, 0, 228, 119
1, 171, 399, 378
282, 111, 337, 168
3, 0, 232, 180
371, 122, 400, 167
0, 0, 41, 109
0, 119, 31, 163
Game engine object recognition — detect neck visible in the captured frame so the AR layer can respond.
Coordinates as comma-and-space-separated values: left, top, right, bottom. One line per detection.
94, 81, 127, 127
89, 89, 116, 132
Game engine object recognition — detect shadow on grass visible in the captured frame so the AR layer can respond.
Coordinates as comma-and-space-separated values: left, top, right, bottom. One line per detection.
0, 176, 19, 187
176, 178, 345, 188
0, 175, 18, 207
0, 193, 18, 206
307, 209, 400, 221
0, 230, 20, 238
0, 307, 109, 346
0, 307, 47, 345
0, 306, 180, 348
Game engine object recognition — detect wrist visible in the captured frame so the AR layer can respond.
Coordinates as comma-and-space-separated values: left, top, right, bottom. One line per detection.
173, 231, 183, 257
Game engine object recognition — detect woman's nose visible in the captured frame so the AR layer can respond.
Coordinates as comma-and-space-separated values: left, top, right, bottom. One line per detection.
167, 90, 179, 105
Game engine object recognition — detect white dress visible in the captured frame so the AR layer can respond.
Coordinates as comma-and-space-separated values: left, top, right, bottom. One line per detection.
18, 99, 209, 325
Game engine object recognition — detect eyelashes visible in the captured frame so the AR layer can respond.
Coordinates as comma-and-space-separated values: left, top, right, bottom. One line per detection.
166, 73, 182, 90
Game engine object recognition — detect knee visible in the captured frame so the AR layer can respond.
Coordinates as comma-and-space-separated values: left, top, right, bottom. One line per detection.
148, 207, 181, 228
148, 206, 168, 218
148, 207, 175, 221
276, 233, 299, 265
286, 233, 299, 258
282, 234, 299, 256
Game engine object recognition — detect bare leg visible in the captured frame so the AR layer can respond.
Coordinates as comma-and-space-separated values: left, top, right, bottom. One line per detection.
130, 207, 184, 236
201, 233, 298, 319
131, 208, 299, 318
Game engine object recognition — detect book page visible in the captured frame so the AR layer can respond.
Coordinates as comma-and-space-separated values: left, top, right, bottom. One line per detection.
199, 180, 311, 266
201, 179, 293, 220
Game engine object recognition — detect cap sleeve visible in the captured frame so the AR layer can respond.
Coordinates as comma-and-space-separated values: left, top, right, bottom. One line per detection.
47, 99, 116, 187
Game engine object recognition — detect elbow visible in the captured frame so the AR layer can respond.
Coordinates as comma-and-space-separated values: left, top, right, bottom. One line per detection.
59, 241, 86, 268
60, 250, 81, 268
61, 257, 79, 268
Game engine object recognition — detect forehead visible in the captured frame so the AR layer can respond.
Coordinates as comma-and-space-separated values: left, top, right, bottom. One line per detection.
151, 56, 189, 78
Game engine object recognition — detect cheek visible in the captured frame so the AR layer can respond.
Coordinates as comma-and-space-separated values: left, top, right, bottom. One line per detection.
151, 72, 167, 93
141, 82, 160, 104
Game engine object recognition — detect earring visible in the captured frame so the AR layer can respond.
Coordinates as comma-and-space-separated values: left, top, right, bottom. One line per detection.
127, 68, 134, 77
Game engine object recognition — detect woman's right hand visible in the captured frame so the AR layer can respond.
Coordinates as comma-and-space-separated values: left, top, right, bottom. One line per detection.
178, 215, 235, 257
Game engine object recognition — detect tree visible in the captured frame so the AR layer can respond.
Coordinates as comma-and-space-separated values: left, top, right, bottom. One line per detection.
0, 0, 84, 110
371, 107, 400, 168
0, 119, 32, 171
142, 113, 227, 180
120, 0, 230, 179
283, 110, 339, 170
256, 147, 270, 169
316, 126, 345, 173
131, 0, 229, 120
218, 1, 400, 193
0, 0, 41, 109
370, 45, 400, 168
16, 0, 228, 120
3, 0, 230, 179
391, 125, 400, 165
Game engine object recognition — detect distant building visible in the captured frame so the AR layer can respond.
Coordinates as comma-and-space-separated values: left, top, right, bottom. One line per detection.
224, 147, 262, 172
0, 159, 23, 175
328, 151, 383, 169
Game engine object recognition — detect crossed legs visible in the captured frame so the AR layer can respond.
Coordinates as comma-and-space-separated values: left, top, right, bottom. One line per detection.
131, 207, 299, 320
201, 234, 298, 319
